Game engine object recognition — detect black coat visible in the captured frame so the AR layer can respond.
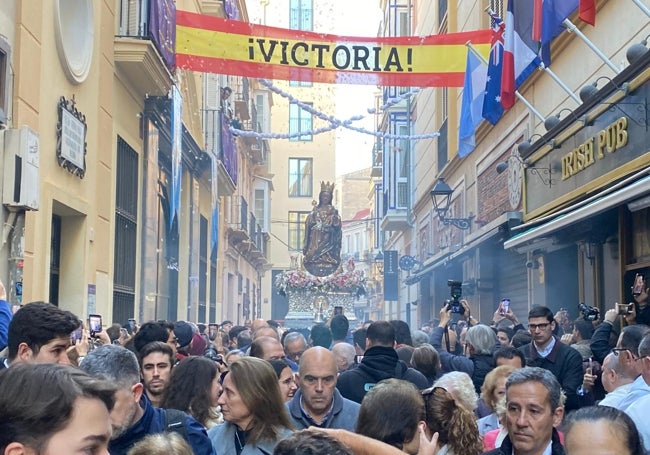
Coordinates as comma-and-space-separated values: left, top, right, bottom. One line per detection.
336, 346, 429, 403
518, 338, 584, 411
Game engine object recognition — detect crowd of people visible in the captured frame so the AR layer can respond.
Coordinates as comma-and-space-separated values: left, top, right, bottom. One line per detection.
0, 276, 649, 455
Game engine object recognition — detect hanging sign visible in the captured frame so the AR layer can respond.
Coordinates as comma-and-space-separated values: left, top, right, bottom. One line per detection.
175, 11, 491, 87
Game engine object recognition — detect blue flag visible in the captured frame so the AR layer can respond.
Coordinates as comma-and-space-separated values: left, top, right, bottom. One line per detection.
482, 14, 505, 125
459, 50, 487, 158
540, 0, 579, 65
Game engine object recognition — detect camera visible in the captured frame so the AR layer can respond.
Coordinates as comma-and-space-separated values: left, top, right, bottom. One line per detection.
578, 303, 599, 322
203, 344, 225, 364
447, 280, 465, 314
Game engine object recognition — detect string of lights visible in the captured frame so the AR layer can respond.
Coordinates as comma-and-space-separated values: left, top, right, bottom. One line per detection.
230, 79, 440, 141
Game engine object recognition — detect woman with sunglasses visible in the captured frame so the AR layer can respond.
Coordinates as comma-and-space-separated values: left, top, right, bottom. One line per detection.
208, 357, 293, 454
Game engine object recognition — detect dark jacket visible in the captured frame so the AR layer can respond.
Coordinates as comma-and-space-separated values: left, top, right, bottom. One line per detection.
482, 428, 564, 455
430, 326, 495, 392
589, 320, 615, 364
336, 346, 429, 403
109, 397, 215, 455
518, 338, 584, 411
287, 388, 360, 431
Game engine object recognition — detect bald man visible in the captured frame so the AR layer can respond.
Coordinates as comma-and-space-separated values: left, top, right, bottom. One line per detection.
598, 351, 635, 407
286, 347, 360, 431
250, 319, 269, 333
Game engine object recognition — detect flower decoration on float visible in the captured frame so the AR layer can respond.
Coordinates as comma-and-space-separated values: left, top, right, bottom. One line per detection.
275, 257, 367, 298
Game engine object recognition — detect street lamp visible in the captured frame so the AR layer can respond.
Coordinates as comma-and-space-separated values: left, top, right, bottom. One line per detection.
429, 178, 473, 230
374, 251, 384, 274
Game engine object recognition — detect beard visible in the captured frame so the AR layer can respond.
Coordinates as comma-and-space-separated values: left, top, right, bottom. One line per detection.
110, 400, 138, 440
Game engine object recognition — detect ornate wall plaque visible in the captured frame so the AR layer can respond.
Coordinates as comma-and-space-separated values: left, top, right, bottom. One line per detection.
56, 96, 87, 178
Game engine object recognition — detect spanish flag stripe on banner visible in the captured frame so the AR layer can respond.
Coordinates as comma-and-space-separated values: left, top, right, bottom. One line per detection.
175, 10, 492, 87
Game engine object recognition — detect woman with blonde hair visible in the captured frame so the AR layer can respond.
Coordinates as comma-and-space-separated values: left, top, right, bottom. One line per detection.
433, 371, 478, 412
477, 365, 516, 435
422, 386, 483, 455
208, 357, 293, 454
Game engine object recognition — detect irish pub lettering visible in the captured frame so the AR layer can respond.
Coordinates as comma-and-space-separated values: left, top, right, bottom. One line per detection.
561, 117, 628, 180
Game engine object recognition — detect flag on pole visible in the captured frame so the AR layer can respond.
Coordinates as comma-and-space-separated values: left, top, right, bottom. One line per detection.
579, 0, 596, 25
482, 14, 505, 125
458, 50, 487, 158
501, 0, 542, 110
540, 0, 579, 64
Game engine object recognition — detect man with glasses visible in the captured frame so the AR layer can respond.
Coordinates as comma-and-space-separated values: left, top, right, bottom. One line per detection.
611, 323, 650, 411
483, 367, 565, 455
283, 331, 309, 364
622, 331, 650, 453
518, 306, 584, 411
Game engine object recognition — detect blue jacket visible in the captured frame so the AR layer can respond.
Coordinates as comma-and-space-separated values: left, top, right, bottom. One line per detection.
0, 299, 11, 352
286, 388, 360, 431
208, 421, 293, 455
108, 397, 215, 455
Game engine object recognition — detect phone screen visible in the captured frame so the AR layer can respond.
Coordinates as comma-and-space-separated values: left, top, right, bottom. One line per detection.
70, 326, 83, 344
633, 273, 645, 296
500, 299, 510, 315
208, 324, 219, 341
89, 314, 103, 333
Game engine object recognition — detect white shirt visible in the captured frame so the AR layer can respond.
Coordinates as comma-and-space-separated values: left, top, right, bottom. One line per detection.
617, 375, 650, 411
598, 382, 633, 408
623, 394, 650, 453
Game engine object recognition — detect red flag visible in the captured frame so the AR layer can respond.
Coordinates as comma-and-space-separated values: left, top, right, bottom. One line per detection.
579, 0, 596, 26
532, 0, 543, 41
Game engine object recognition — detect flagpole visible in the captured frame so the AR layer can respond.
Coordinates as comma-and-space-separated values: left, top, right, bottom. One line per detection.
538, 63, 581, 104
632, 0, 650, 18
562, 19, 621, 74
466, 42, 545, 122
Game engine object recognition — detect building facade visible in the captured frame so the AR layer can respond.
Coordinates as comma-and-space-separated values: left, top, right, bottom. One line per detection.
376, 0, 650, 327
0, 0, 272, 326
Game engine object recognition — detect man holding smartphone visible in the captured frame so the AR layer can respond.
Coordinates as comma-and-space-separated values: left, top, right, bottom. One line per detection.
1, 301, 81, 368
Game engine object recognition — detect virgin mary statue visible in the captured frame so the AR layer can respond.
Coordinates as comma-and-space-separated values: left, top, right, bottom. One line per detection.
302, 181, 342, 277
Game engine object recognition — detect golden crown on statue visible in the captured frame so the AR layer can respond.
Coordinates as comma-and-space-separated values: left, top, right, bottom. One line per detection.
320, 181, 335, 193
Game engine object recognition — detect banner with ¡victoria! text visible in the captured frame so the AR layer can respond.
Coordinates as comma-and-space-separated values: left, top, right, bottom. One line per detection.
175, 11, 492, 87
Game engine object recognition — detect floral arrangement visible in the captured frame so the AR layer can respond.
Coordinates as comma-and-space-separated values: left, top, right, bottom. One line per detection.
275, 258, 366, 298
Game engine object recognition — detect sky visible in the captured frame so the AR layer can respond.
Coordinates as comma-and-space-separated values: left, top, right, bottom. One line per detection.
331, 1, 382, 176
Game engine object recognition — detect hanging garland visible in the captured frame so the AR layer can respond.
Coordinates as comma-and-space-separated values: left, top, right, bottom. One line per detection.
230, 79, 440, 141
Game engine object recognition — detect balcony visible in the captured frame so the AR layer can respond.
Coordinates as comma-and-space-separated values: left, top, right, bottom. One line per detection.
381, 208, 410, 231
226, 198, 269, 269
241, 103, 268, 165
204, 109, 238, 196
380, 181, 410, 231
200, 0, 226, 17
114, 0, 174, 99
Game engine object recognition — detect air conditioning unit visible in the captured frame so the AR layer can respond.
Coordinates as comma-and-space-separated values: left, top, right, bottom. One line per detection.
2, 126, 40, 210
